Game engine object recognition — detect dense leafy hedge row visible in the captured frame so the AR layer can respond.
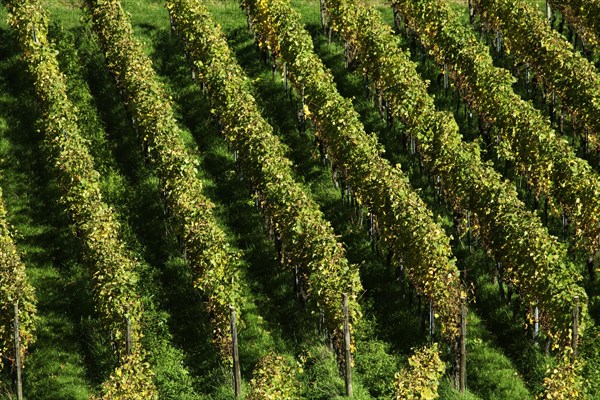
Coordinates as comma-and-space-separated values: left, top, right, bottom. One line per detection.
394, 344, 444, 400
166, 0, 362, 353
322, 0, 587, 345
391, 0, 600, 257
548, 0, 600, 55
85, 0, 242, 357
242, 0, 462, 339
247, 353, 301, 399
4, 0, 156, 397
474, 0, 600, 150
0, 188, 37, 369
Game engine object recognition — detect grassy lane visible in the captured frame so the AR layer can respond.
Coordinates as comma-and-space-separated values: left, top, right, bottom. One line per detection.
78, 1, 295, 397
0, 24, 92, 399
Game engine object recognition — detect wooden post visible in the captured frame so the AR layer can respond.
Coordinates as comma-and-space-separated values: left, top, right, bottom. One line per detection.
284, 62, 288, 92
429, 300, 435, 344
393, 7, 401, 31
14, 303, 23, 400
230, 307, 242, 398
343, 294, 353, 397
320, 0, 326, 33
369, 212, 375, 247
468, 0, 474, 23
459, 303, 467, 393
125, 309, 132, 356
534, 306, 539, 341
497, 262, 505, 301
467, 211, 471, 253
443, 64, 449, 90
572, 296, 579, 359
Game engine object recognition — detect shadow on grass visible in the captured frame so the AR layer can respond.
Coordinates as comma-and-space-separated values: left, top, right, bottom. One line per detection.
0, 27, 94, 399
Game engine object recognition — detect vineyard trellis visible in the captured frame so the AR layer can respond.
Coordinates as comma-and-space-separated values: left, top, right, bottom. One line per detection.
4, 0, 157, 397
166, 0, 363, 363
0, 0, 597, 397
85, 0, 243, 357
474, 0, 600, 153
241, 0, 463, 342
391, 0, 600, 258
321, 0, 587, 348
547, 0, 600, 55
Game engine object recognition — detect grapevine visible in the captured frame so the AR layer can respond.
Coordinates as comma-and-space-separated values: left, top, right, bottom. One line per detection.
4, 0, 157, 396
474, 0, 600, 151
85, 0, 242, 357
322, 0, 587, 345
167, 0, 362, 352
242, 0, 462, 339
392, 0, 600, 256
247, 353, 301, 399
548, 0, 600, 55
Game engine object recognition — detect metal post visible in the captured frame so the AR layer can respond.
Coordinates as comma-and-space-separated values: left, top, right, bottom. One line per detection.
14, 303, 23, 400
572, 296, 579, 360
230, 307, 242, 397
496, 31, 502, 54
429, 300, 435, 344
125, 312, 132, 356
534, 306, 539, 340
343, 294, 353, 397
459, 303, 466, 392
443, 64, 448, 89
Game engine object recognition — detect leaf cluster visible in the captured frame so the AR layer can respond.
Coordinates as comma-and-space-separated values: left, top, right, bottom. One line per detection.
247, 353, 301, 400
393, 344, 445, 400
538, 347, 586, 399
547, 0, 600, 56
475, 0, 600, 150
